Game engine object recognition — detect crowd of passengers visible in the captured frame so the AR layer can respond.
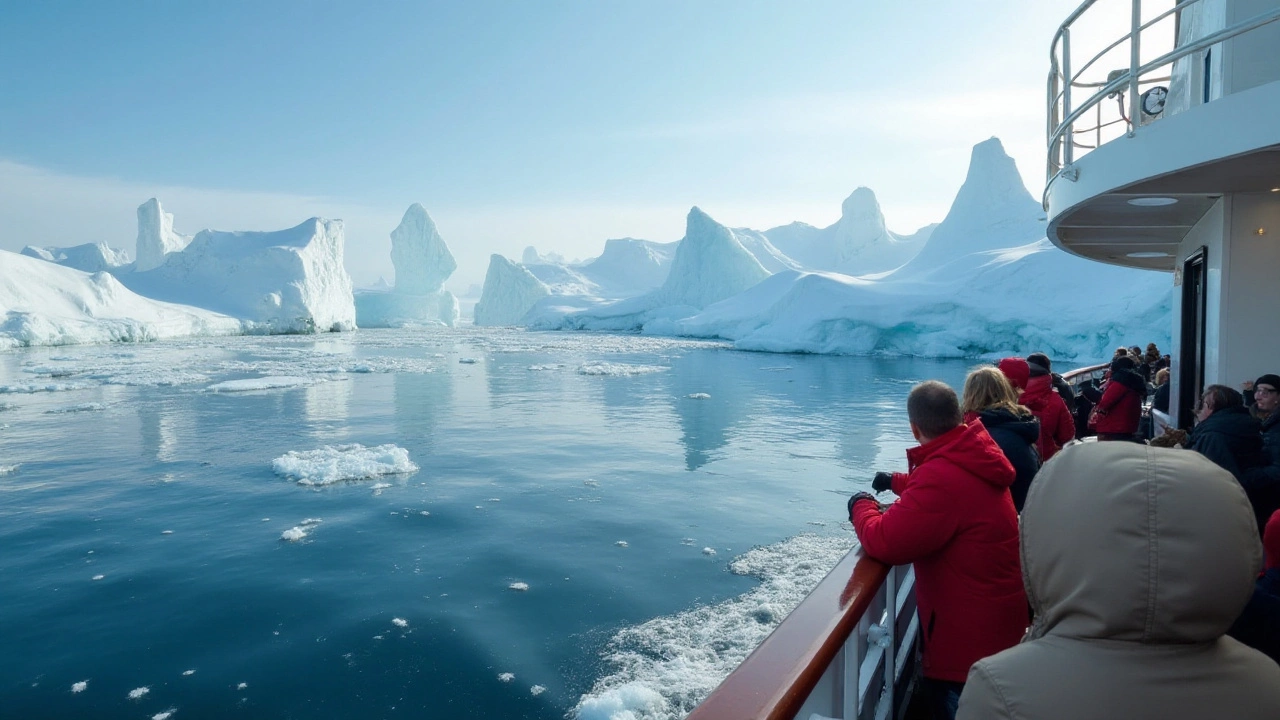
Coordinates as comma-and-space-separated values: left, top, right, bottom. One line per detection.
846, 351, 1280, 720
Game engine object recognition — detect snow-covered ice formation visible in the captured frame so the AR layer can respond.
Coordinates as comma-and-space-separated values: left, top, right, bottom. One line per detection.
21, 242, 129, 273
356, 204, 460, 327
134, 198, 192, 272
674, 138, 1172, 360
119, 210, 356, 334
764, 187, 930, 275
0, 249, 242, 348
473, 254, 551, 326
576, 238, 676, 296
271, 443, 419, 485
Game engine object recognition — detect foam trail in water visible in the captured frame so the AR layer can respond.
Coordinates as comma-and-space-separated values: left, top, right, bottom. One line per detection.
571, 533, 854, 720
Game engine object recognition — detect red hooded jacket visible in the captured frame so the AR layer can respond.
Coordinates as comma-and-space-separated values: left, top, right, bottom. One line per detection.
1020, 374, 1075, 460
850, 423, 1027, 682
1094, 375, 1143, 435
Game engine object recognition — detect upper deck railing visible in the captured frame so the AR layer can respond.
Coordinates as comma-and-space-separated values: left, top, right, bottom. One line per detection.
1046, 0, 1280, 205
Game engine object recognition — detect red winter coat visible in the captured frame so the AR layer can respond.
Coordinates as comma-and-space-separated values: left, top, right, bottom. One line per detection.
850, 423, 1027, 682
1094, 376, 1143, 435
1021, 374, 1075, 461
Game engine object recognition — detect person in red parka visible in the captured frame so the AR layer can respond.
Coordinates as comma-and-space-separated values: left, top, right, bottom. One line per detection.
999, 356, 1075, 461
1094, 355, 1146, 441
849, 380, 1027, 720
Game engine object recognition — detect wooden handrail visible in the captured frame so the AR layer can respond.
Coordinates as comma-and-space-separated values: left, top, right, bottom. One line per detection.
686, 547, 891, 720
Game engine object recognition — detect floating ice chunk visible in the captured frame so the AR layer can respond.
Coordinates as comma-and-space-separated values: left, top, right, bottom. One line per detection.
615, 541, 629, 548
509, 582, 529, 592
486, 497, 501, 503
530, 685, 546, 697
272, 444, 418, 486
128, 687, 150, 700
0, 383, 85, 394
92, 574, 105, 580
207, 376, 318, 392
458, 357, 479, 364
152, 708, 176, 720
498, 673, 515, 683
182, 669, 195, 676
281, 527, 308, 542
0, 401, 18, 410
45, 402, 107, 414
71, 680, 88, 693
681, 538, 695, 546
687, 393, 711, 399
237, 682, 247, 690
583, 479, 599, 487
702, 548, 716, 556
527, 364, 562, 371
161, 530, 174, 535
577, 362, 668, 377
419, 511, 431, 517
392, 618, 408, 628
0, 464, 19, 475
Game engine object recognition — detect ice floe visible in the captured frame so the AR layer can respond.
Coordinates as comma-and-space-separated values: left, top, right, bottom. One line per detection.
530, 685, 546, 697
509, 582, 529, 592
44, 403, 106, 414
280, 518, 323, 542
151, 708, 177, 720
271, 444, 418, 486
128, 687, 150, 700
577, 362, 667, 377
498, 673, 515, 683
687, 393, 711, 400
207, 376, 320, 392
392, 617, 408, 628
71, 680, 88, 693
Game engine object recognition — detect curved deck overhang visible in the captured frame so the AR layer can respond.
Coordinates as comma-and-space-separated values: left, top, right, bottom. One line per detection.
1046, 79, 1280, 271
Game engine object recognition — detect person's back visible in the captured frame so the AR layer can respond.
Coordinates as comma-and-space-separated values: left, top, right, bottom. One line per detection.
1229, 509, 1280, 663
956, 443, 1280, 720
1094, 357, 1144, 439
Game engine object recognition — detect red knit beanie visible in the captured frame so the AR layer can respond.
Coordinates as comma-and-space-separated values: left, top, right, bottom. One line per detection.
1266, 509, 1280, 570
997, 357, 1030, 391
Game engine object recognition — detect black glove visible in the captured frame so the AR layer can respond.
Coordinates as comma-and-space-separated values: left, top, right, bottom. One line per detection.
847, 491, 880, 516
872, 472, 894, 493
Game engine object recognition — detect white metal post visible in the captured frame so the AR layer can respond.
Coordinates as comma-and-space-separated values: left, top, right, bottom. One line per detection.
1129, 0, 1142, 136
883, 567, 898, 719
1062, 27, 1074, 166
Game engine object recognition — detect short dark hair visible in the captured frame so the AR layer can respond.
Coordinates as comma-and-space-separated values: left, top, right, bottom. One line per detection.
1027, 352, 1052, 371
908, 380, 962, 439
1201, 384, 1244, 413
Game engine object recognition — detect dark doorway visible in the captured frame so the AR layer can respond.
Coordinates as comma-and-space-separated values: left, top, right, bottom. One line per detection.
1178, 247, 1208, 427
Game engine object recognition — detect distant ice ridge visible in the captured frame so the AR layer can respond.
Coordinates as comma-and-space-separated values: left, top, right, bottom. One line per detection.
571, 533, 855, 720
355, 204, 460, 328
0, 249, 242, 349
272, 443, 419, 485
117, 201, 356, 334
764, 186, 931, 275
21, 242, 130, 273
672, 137, 1172, 361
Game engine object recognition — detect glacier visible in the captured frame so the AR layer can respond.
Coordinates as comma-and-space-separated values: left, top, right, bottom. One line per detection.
0, 249, 241, 348
117, 205, 356, 334
21, 242, 129, 273
473, 254, 551, 326
355, 204, 460, 328
764, 186, 931, 275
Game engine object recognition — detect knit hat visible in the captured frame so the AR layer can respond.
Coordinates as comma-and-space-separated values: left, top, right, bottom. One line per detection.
1027, 352, 1052, 372
1111, 356, 1136, 373
997, 357, 1030, 390
1256, 374, 1280, 393
1266, 509, 1280, 570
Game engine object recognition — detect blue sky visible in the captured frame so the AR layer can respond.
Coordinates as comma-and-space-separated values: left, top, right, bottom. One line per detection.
0, 1, 1109, 289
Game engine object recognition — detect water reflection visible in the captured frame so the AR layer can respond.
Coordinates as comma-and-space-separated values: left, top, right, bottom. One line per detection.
663, 352, 761, 471
394, 369, 455, 453
303, 379, 353, 441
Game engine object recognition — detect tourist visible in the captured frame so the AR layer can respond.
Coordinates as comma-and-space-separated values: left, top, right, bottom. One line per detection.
1228, 509, 1280, 664
1241, 374, 1280, 533
851, 381, 1025, 720
1188, 384, 1264, 481
1027, 352, 1075, 414
960, 367, 1040, 511
956, 443, 1280, 719
1008, 356, 1075, 462
1150, 368, 1172, 437
1091, 356, 1144, 441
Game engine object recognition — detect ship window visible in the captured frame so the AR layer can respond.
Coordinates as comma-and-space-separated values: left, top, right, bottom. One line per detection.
1203, 48, 1212, 104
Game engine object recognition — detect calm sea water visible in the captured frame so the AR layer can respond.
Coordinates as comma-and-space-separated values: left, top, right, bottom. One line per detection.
0, 328, 974, 720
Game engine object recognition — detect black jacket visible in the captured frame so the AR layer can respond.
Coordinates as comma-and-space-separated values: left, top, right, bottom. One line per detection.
974, 407, 1041, 512
1242, 411, 1280, 533
1229, 568, 1280, 665
1050, 372, 1076, 413
1152, 382, 1171, 414
1189, 406, 1265, 480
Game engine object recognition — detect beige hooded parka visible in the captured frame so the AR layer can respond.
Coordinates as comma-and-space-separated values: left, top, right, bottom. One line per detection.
956, 442, 1280, 719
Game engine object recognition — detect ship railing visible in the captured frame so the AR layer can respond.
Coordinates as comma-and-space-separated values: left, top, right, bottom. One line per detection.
1061, 361, 1110, 392
686, 548, 918, 720
1045, 0, 1280, 205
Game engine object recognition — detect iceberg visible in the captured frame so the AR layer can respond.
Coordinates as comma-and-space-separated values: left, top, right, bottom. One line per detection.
473, 254, 551, 326
21, 242, 129, 273
134, 198, 192, 272
355, 204, 460, 327
674, 138, 1172, 361
119, 211, 356, 334
765, 187, 928, 275
576, 238, 676, 297
0, 249, 241, 348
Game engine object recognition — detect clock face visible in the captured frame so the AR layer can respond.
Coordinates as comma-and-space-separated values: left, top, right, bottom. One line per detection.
1142, 86, 1168, 115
